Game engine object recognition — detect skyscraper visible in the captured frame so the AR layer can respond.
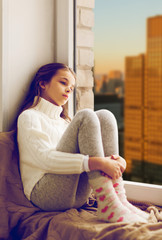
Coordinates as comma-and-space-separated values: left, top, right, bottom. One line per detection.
144, 15, 162, 182
124, 15, 162, 183
124, 54, 145, 175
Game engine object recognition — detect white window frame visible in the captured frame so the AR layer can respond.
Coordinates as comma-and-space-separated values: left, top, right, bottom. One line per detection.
124, 181, 162, 206
55, 0, 76, 119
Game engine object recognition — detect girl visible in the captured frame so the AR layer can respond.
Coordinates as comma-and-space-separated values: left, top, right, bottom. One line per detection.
17, 63, 148, 223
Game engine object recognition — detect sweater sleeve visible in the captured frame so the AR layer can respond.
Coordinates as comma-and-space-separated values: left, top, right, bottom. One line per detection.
17, 111, 85, 174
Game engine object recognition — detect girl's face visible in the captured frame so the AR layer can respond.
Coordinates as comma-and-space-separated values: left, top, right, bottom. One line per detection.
40, 69, 75, 106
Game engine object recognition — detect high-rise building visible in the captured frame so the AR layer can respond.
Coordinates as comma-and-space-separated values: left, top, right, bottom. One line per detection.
124, 15, 162, 183
125, 55, 144, 108
144, 15, 162, 182
124, 54, 145, 175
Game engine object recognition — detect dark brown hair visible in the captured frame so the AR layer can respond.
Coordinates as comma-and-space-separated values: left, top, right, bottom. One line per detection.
18, 62, 76, 121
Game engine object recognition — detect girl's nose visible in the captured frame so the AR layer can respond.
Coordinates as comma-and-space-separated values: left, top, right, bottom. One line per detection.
65, 87, 70, 93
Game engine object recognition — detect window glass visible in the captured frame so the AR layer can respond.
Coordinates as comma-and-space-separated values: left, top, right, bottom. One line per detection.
94, 0, 162, 185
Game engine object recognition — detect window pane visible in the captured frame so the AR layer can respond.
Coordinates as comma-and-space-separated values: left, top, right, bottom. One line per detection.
94, 0, 162, 185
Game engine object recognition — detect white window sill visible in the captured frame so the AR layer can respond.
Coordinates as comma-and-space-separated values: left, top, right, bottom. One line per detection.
124, 180, 162, 206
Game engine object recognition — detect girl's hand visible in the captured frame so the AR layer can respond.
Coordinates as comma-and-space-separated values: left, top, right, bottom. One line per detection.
111, 155, 127, 172
88, 156, 125, 180
101, 156, 124, 179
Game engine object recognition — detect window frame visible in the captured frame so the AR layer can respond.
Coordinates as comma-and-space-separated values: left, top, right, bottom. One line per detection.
124, 180, 162, 206
55, 0, 76, 118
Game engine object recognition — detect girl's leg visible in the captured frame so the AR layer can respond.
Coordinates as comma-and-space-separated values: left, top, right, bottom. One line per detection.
96, 109, 149, 220
58, 109, 145, 222
31, 109, 104, 211
31, 108, 146, 222
95, 109, 119, 157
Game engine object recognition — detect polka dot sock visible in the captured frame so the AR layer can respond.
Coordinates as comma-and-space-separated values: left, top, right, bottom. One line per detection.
112, 177, 149, 220
89, 175, 147, 223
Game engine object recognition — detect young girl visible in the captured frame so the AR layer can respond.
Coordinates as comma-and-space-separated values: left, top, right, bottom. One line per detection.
17, 63, 148, 223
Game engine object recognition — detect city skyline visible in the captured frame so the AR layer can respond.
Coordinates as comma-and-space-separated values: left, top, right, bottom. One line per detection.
95, 15, 162, 184
124, 15, 162, 183
94, 0, 162, 75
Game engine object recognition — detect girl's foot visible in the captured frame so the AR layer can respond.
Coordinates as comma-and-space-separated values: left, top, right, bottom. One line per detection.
89, 176, 147, 223
112, 177, 149, 220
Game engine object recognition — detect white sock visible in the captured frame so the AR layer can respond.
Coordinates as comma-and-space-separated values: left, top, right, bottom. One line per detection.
89, 175, 147, 223
112, 177, 149, 220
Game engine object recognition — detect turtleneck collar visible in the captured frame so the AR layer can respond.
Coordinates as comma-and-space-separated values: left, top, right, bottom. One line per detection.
33, 97, 63, 119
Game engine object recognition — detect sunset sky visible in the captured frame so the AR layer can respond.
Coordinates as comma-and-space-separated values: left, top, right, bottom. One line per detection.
94, 0, 162, 75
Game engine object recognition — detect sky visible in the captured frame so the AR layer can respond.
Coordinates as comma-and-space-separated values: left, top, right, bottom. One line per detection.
94, 0, 162, 75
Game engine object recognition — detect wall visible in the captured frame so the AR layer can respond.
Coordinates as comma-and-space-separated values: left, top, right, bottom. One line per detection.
0, 0, 94, 130
76, 0, 95, 110
0, 0, 55, 131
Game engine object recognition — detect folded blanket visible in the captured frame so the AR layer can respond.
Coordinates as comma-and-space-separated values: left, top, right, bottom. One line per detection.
0, 131, 162, 240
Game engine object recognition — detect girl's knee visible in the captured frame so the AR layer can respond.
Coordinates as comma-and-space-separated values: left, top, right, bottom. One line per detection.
96, 109, 116, 120
96, 109, 117, 127
76, 108, 96, 119
76, 108, 100, 126
76, 108, 94, 115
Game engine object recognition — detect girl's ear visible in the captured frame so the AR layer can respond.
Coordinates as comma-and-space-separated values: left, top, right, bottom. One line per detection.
39, 81, 46, 89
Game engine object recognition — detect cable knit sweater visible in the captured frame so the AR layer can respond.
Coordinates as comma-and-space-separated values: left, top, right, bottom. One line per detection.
17, 97, 85, 200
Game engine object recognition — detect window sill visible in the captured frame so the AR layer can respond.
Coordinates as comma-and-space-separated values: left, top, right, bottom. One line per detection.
124, 180, 162, 206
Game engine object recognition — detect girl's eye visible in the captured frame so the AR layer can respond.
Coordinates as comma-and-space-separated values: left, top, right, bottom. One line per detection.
60, 81, 66, 85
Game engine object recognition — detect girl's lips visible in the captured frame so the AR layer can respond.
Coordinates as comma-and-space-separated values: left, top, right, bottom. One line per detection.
63, 94, 68, 99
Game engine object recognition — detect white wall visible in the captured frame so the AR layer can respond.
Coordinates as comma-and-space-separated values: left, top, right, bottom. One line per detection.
0, 0, 56, 131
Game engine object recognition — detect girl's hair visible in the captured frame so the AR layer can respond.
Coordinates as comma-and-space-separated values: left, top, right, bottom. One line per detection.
18, 62, 76, 121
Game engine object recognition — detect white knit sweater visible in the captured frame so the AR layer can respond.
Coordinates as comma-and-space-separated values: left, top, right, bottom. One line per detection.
17, 97, 85, 200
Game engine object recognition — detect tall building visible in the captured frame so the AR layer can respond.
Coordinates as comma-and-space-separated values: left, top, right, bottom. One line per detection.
124, 54, 145, 175
144, 15, 162, 182
124, 15, 162, 183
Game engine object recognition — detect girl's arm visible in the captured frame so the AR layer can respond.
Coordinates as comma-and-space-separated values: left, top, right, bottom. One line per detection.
18, 111, 86, 175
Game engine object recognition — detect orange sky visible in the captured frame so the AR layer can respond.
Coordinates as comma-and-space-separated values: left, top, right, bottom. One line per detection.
94, 0, 162, 75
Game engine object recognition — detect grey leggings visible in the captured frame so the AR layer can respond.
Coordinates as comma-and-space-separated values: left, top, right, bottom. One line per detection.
30, 109, 119, 211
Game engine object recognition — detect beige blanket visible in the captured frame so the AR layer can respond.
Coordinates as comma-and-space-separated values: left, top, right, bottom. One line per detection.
0, 130, 162, 240
41, 205, 162, 240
